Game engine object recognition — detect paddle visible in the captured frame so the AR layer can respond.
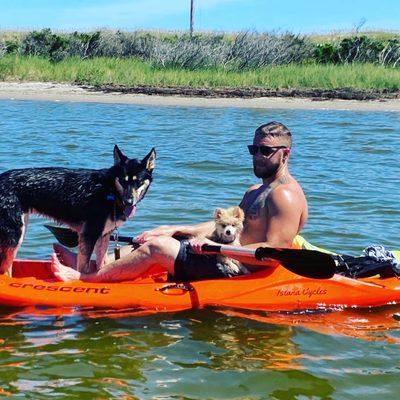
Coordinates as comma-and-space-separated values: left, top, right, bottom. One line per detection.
201, 244, 337, 279
45, 225, 337, 279
44, 224, 136, 248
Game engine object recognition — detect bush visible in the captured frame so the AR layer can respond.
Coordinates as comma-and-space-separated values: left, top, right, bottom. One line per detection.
69, 31, 101, 58
224, 32, 313, 69
20, 28, 68, 62
314, 43, 340, 64
8, 28, 400, 68
116, 31, 158, 58
379, 38, 400, 67
0, 41, 6, 57
150, 34, 229, 69
313, 36, 400, 67
338, 36, 385, 63
5, 40, 19, 54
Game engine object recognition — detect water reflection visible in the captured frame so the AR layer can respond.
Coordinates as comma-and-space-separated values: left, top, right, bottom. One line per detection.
1, 304, 400, 397
0, 307, 337, 397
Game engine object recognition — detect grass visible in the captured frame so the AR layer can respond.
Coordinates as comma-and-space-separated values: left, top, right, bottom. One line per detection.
1, 55, 400, 91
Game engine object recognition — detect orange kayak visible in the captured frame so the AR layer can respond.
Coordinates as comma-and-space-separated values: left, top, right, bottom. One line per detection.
1, 257, 400, 312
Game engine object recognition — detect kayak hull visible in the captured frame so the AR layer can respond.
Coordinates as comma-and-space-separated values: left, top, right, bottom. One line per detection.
2, 259, 400, 312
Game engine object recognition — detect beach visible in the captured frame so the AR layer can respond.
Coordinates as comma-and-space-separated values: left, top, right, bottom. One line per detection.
1, 82, 399, 111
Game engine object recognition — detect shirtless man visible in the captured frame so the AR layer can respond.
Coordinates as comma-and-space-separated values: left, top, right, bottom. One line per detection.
51, 121, 308, 282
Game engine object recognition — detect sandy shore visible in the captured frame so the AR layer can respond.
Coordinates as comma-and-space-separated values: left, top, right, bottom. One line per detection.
0, 82, 399, 111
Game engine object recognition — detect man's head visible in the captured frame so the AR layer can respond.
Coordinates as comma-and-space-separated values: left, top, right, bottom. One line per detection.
249, 122, 292, 179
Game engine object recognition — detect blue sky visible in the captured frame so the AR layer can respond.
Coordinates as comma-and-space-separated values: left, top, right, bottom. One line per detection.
1, 0, 399, 34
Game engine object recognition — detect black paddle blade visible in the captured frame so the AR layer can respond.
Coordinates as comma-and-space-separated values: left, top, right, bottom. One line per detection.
44, 225, 79, 247
45, 225, 137, 248
255, 247, 336, 279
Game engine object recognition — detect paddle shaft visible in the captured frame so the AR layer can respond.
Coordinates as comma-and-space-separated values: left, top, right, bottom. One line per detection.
201, 244, 256, 258
110, 234, 136, 244
202, 243, 314, 260
201, 244, 295, 262
201, 244, 337, 279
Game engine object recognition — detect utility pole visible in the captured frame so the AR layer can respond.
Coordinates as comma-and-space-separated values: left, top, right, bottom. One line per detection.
190, 0, 195, 37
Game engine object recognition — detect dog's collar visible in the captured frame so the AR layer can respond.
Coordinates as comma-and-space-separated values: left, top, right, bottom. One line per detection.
106, 194, 116, 201
106, 193, 136, 219
106, 193, 124, 208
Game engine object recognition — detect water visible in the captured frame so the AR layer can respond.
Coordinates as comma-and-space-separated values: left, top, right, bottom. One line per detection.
0, 99, 400, 398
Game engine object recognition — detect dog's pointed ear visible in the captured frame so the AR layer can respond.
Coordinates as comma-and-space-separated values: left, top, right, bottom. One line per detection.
142, 148, 156, 171
114, 145, 128, 166
232, 206, 245, 221
214, 208, 222, 219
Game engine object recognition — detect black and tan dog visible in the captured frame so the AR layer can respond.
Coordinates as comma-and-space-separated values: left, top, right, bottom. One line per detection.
0, 145, 156, 276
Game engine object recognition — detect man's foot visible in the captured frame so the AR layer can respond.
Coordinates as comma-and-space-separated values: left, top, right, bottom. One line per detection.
52, 243, 78, 268
52, 243, 97, 271
50, 253, 81, 282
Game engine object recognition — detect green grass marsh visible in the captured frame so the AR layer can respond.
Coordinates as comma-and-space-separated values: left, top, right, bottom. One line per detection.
1, 29, 400, 90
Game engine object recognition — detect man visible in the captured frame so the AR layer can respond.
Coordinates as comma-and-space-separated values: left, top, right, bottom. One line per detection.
51, 121, 308, 282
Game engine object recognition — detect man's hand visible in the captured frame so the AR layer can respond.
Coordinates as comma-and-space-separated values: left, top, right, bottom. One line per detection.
135, 225, 178, 244
188, 237, 217, 254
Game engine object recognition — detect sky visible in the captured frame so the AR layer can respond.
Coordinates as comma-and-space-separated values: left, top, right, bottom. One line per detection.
1, 0, 399, 34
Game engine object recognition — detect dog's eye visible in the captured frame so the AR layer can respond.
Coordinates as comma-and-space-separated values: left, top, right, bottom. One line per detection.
221, 224, 227, 228
124, 176, 129, 182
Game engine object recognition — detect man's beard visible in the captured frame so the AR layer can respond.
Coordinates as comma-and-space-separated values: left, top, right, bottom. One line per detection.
253, 162, 280, 179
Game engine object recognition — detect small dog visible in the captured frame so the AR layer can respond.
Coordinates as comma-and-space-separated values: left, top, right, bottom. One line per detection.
207, 206, 249, 276
0, 145, 156, 276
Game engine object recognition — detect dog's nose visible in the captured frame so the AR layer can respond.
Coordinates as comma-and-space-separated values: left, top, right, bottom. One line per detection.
226, 229, 231, 236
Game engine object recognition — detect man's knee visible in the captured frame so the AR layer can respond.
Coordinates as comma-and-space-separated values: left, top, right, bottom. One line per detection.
146, 237, 179, 261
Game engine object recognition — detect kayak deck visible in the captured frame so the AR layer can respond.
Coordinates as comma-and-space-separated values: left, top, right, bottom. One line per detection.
1, 259, 400, 312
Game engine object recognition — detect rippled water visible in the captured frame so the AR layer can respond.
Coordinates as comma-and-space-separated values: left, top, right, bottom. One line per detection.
0, 99, 400, 398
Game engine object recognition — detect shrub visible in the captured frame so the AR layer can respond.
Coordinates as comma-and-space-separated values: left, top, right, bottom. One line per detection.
20, 28, 68, 62
8, 28, 400, 69
68, 31, 101, 58
225, 32, 313, 69
314, 43, 340, 64
338, 36, 385, 63
118, 31, 158, 58
0, 41, 6, 57
379, 38, 400, 67
5, 40, 19, 54
150, 34, 229, 69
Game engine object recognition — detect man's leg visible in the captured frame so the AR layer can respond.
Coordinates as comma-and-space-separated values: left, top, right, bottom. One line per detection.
51, 237, 181, 283
52, 243, 133, 269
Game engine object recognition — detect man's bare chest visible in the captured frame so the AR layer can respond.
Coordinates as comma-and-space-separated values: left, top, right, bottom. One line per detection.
242, 187, 271, 221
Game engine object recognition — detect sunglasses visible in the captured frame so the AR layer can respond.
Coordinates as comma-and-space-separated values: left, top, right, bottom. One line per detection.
247, 145, 288, 157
